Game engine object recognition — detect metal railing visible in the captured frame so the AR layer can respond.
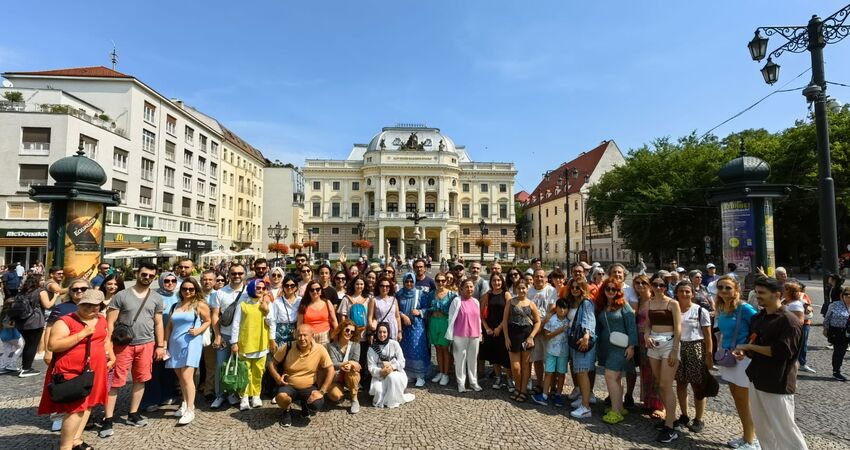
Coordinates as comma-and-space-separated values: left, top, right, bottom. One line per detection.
1, 102, 127, 137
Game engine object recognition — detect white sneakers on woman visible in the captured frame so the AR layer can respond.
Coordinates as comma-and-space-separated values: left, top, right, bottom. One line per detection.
415, 377, 426, 387
431, 373, 443, 383
177, 409, 195, 425
439, 374, 450, 385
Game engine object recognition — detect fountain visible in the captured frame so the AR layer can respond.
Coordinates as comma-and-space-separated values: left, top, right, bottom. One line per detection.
403, 210, 429, 258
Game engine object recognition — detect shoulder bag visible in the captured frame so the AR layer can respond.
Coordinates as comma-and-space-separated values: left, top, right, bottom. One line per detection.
48, 315, 95, 403
568, 299, 597, 353
714, 305, 743, 367
219, 285, 247, 328
603, 308, 630, 348
112, 290, 152, 345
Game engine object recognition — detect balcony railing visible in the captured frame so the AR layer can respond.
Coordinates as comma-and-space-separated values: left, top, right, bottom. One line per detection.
1, 102, 127, 137
375, 211, 450, 220
21, 142, 50, 155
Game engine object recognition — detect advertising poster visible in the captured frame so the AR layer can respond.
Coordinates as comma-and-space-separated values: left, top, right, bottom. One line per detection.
63, 200, 103, 280
764, 200, 776, 276
720, 200, 755, 273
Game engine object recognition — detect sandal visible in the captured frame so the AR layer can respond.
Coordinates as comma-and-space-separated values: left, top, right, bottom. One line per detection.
72, 442, 94, 450
510, 391, 520, 401
516, 392, 529, 403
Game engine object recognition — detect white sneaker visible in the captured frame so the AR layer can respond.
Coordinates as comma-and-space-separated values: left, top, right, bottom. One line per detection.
50, 417, 63, 432
35, 352, 45, 360
349, 399, 360, 414
571, 397, 583, 409
144, 404, 160, 413
415, 377, 426, 387
439, 374, 450, 386
567, 387, 581, 401
570, 405, 592, 418
175, 402, 187, 417
470, 383, 483, 392
251, 396, 262, 408
228, 394, 239, 405
239, 396, 250, 411
800, 365, 816, 373
431, 373, 443, 383
210, 396, 225, 409
458, 386, 467, 393
177, 409, 195, 425
736, 441, 761, 450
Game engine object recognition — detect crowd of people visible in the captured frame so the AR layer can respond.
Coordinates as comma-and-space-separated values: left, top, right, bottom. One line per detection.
1, 254, 844, 450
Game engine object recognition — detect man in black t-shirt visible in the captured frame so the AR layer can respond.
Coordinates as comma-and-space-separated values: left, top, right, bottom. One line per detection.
737, 276, 808, 450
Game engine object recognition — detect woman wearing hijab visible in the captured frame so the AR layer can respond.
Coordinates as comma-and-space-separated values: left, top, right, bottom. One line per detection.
140, 272, 181, 413
367, 322, 415, 408
267, 267, 286, 300
396, 272, 431, 387
230, 279, 271, 411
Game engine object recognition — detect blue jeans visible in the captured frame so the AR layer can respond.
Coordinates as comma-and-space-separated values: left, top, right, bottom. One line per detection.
214, 333, 232, 397
798, 324, 810, 366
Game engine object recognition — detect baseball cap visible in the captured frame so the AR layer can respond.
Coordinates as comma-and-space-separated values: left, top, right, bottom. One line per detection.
78, 289, 105, 306
579, 261, 592, 270
675, 267, 686, 274
706, 263, 716, 269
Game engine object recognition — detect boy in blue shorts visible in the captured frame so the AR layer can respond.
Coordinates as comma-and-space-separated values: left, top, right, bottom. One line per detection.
533, 298, 570, 407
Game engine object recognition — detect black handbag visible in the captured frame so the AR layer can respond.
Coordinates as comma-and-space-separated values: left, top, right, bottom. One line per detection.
112, 290, 151, 345
218, 285, 247, 327
568, 299, 597, 353
48, 316, 95, 403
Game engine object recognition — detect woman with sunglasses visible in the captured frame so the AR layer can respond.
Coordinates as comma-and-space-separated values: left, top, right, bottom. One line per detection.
632, 274, 665, 419
429, 272, 456, 385
714, 275, 759, 449
326, 319, 362, 413
645, 272, 683, 443
267, 267, 286, 300
333, 272, 349, 307
672, 280, 713, 434
564, 279, 597, 418
164, 278, 211, 424
297, 266, 314, 297
140, 272, 181, 413
38, 288, 113, 450
503, 279, 541, 402
297, 281, 338, 345
230, 279, 271, 410
338, 277, 371, 380
506, 269, 522, 296
445, 272, 459, 292
397, 273, 431, 387
268, 274, 301, 353
597, 278, 638, 425
369, 276, 401, 342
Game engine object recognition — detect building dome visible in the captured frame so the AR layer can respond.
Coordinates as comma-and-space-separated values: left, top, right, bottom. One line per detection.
718, 153, 770, 184
366, 125, 458, 153
49, 146, 107, 187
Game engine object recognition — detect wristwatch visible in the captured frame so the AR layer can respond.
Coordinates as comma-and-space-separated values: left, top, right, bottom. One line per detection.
319, 388, 327, 395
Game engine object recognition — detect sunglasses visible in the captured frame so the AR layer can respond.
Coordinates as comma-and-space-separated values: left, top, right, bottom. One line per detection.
138, 273, 156, 279
164, 279, 177, 284
343, 328, 355, 334
71, 287, 88, 293
216, 278, 226, 283
379, 284, 391, 288
283, 283, 297, 288
605, 287, 620, 293
571, 286, 582, 291
435, 279, 446, 283
230, 272, 245, 276
634, 281, 648, 286
310, 287, 322, 293
181, 288, 196, 293
652, 283, 666, 288
271, 273, 283, 278
255, 287, 266, 292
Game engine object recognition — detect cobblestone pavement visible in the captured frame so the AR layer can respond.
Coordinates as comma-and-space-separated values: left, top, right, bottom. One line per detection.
1, 286, 847, 449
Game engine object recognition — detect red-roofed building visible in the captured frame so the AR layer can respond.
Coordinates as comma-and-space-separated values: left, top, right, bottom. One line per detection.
520, 140, 631, 266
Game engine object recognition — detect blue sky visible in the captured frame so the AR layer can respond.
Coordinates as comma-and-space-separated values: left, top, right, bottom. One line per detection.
3, 1, 850, 192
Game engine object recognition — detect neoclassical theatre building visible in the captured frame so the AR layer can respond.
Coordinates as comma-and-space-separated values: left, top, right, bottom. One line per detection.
302, 125, 517, 261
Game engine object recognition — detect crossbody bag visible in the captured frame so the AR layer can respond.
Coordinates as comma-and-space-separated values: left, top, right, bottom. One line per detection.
111, 290, 152, 345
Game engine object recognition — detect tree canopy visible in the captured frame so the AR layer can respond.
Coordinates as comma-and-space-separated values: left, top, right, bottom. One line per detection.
586, 108, 850, 268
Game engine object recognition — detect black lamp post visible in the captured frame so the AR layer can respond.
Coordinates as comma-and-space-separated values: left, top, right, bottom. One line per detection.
356, 220, 365, 256
748, 5, 849, 291
291, 231, 298, 256
267, 221, 288, 266
478, 218, 487, 264
307, 229, 313, 260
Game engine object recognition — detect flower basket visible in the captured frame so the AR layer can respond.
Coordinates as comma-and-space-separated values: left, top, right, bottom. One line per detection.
302, 240, 318, 249
474, 238, 492, 248
268, 243, 289, 254
352, 239, 373, 250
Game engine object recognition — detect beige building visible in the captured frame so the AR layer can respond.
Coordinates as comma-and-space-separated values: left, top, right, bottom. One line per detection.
303, 124, 517, 261
217, 127, 267, 253
522, 140, 632, 265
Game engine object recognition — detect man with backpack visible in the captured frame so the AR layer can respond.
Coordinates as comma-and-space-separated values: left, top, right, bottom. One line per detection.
9, 275, 46, 378
2, 266, 21, 299
209, 262, 249, 409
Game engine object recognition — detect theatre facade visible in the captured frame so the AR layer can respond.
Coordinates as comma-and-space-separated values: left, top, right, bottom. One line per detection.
302, 125, 517, 261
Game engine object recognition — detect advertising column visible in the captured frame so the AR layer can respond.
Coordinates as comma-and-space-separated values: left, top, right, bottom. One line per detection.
63, 201, 104, 281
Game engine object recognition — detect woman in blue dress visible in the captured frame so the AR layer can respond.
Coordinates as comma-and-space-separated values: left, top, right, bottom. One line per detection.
396, 272, 431, 387
165, 277, 210, 425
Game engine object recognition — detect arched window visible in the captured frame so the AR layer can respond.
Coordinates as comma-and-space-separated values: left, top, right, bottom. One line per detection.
389, 178, 396, 186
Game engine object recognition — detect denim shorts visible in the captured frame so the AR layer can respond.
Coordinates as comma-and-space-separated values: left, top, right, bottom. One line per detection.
545, 353, 568, 374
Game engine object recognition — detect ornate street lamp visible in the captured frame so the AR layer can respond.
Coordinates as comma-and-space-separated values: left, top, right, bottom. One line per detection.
356, 220, 365, 256
267, 221, 288, 266
478, 218, 487, 264
748, 4, 850, 292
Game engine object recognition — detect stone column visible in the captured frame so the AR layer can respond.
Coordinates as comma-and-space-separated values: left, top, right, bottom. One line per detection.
399, 227, 406, 260
439, 227, 448, 260
378, 226, 385, 258
399, 177, 406, 216
419, 177, 426, 212
419, 226, 427, 257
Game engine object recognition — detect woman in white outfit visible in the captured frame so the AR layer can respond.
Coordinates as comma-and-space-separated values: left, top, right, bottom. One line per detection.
367, 322, 415, 408
445, 279, 482, 392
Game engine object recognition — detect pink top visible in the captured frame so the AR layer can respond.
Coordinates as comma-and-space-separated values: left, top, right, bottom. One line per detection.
453, 298, 481, 338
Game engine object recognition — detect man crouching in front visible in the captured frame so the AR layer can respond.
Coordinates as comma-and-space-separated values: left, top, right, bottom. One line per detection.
268, 325, 334, 427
